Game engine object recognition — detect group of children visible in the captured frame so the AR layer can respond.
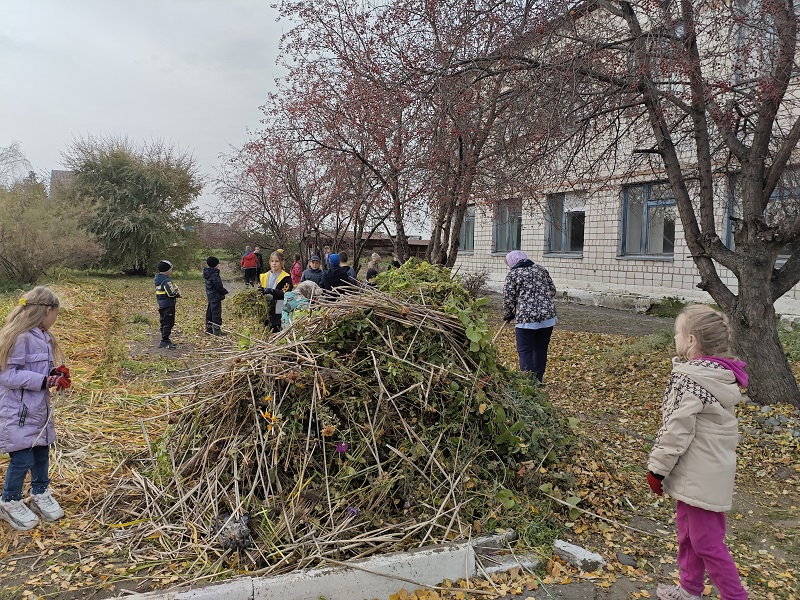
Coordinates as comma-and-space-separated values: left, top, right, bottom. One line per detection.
155, 250, 384, 341
0, 276, 752, 598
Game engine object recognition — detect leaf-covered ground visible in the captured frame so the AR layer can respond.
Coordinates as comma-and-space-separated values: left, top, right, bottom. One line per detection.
0, 275, 797, 599
465, 319, 799, 599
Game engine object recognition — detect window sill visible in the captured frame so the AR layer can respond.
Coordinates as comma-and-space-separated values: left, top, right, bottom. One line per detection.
457, 251, 475, 256
616, 254, 674, 262
491, 251, 518, 257
544, 252, 584, 259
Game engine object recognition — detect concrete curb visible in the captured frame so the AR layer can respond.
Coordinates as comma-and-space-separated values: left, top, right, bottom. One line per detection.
118, 532, 536, 600
485, 280, 800, 320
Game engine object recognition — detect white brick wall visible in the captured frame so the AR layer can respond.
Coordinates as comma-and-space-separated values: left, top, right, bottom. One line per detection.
454, 181, 800, 303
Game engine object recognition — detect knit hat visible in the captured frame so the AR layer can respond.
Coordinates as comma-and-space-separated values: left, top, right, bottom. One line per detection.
505, 250, 528, 268
158, 260, 173, 273
206, 256, 220, 268
366, 268, 378, 281
310, 255, 321, 262
328, 253, 340, 267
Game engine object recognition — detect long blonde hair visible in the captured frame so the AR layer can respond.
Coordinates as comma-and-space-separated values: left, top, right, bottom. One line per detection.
677, 304, 732, 359
0, 286, 63, 370
368, 252, 382, 271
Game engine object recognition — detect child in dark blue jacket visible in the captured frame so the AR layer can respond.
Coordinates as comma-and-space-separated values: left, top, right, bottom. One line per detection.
203, 256, 229, 335
154, 260, 181, 349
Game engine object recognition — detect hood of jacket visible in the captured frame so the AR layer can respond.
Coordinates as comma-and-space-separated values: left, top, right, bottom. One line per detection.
203, 266, 218, 280
327, 265, 352, 277
672, 358, 743, 410
511, 259, 535, 270
154, 273, 171, 286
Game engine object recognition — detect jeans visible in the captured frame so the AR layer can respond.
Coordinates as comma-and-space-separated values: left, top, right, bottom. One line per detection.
2, 445, 50, 501
515, 326, 554, 382
677, 501, 748, 599
206, 300, 222, 333
159, 306, 175, 342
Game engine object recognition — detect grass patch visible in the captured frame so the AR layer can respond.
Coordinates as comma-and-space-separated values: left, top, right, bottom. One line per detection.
645, 296, 686, 317
120, 357, 177, 377
129, 313, 153, 326
600, 328, 674, 374
779, 326, 800, 361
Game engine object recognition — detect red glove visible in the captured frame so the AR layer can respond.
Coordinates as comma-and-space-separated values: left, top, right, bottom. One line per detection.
51, 365, 70, 379
647, 471, 664, 496
46, 374, 71, 390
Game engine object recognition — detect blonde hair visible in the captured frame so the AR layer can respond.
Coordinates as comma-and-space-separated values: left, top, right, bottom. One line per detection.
0, 286, 64, 370
295, 280, 321, 299
677, 304, 731, 359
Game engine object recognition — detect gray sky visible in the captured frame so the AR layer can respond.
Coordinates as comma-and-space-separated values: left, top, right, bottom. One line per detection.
0, 0, 284, 212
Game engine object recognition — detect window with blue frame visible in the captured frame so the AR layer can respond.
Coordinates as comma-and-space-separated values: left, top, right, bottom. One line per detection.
493, 200, 522, 253
727, 174, 800, 261
547, 193, 585, 254
622, 182, 676, 256
458, 205, 475, 252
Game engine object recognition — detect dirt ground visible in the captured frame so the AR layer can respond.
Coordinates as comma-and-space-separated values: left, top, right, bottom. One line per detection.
486, 291, 675, 337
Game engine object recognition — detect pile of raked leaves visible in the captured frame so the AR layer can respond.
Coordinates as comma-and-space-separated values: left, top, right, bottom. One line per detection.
97, 262, 572, 577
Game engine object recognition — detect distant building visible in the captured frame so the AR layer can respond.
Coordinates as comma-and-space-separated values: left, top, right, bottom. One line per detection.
49, 170, 75, 200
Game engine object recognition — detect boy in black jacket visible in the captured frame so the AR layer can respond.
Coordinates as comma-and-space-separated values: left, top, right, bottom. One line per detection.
154, 260, 181, 349
203, 256, 229, 335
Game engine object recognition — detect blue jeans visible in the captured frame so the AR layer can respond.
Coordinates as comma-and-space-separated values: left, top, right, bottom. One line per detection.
2, 445, 51, 501
515, 326, 554, 382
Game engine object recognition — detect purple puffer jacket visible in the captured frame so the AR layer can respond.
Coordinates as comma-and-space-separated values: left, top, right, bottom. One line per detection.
0, 328, 55, 453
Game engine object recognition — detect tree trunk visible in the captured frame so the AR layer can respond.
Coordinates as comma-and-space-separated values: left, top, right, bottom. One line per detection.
728, 264, 800, 407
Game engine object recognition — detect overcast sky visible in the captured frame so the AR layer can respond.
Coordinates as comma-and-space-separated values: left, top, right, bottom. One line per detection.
0, 0, 284, 212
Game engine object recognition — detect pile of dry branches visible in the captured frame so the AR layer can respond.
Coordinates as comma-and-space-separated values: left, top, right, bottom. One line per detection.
96, 286, 567, 579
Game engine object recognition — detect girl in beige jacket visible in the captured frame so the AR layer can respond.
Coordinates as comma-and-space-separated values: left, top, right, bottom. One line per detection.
648, 305, 748, 600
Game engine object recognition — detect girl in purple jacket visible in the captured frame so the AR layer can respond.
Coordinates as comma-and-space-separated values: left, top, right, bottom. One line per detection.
0, 287, 71, 530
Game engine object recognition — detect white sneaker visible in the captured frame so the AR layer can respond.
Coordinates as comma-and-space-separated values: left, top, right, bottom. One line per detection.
0, 498, 41, 530
656, 584, 702, 600
28, 488, 65, 521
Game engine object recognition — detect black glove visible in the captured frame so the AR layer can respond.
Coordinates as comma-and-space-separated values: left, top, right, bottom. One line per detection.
503, 314, 514, 323
222, 288, 229, 296
264, 288, 275, 296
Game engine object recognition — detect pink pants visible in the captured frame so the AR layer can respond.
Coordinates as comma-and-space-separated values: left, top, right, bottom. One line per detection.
676, 501, 748, 599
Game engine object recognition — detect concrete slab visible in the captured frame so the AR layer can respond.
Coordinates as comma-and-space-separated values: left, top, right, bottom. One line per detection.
119, 578, 254, 600
119, 537, 484, 600
554, 540, 606, 572
252, 542, 474, 600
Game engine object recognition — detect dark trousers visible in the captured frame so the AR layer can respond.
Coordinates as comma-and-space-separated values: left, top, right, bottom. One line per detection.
244, 268, 258, 286
2, 445, 50, 501
515, 326, 554, 382
267, 312, 281, 334
159, 305, 175, 342
206, 300, 222, 333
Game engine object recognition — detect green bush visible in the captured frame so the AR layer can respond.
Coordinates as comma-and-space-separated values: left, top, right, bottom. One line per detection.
645, 296, 686, 318
228, 288, 269, 326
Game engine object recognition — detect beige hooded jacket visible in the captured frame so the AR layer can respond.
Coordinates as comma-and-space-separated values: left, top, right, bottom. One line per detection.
648, 358, 745, 512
